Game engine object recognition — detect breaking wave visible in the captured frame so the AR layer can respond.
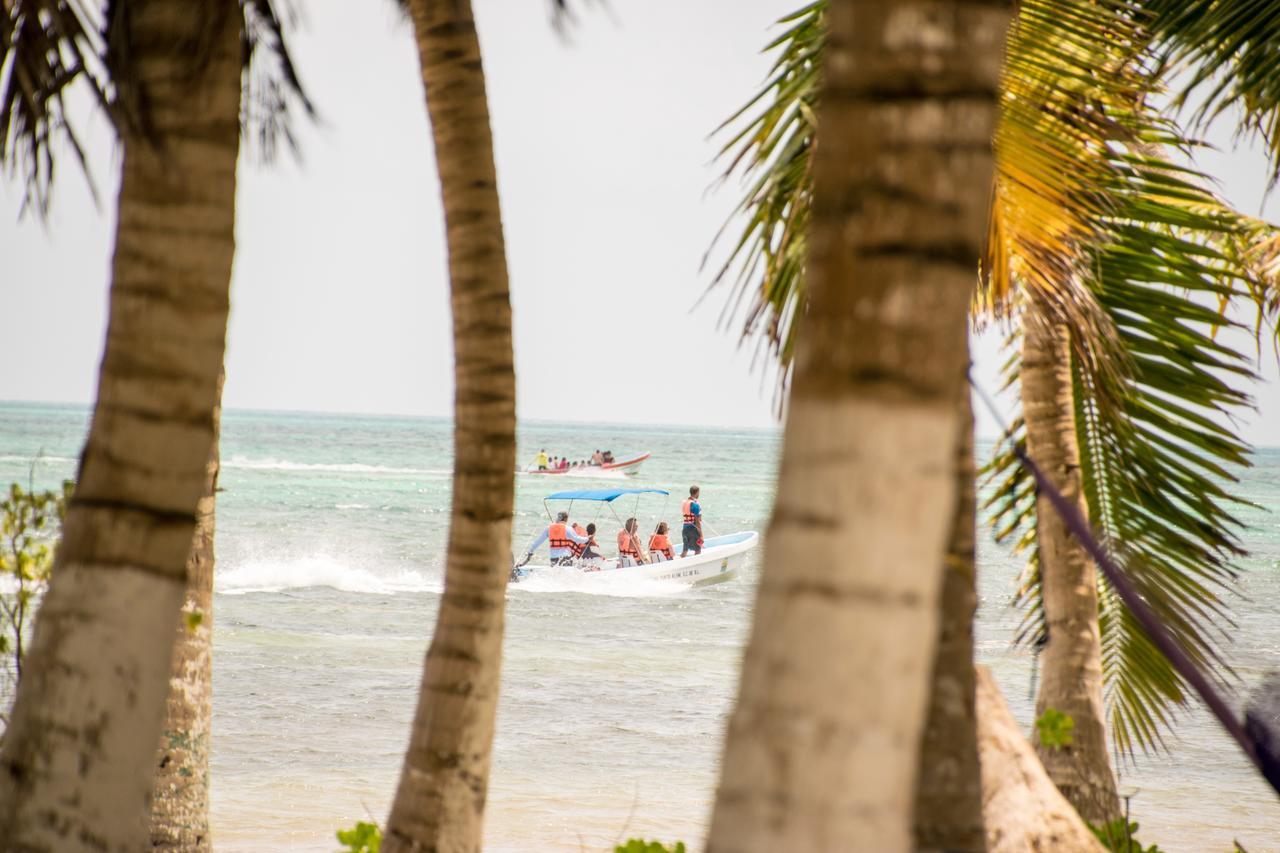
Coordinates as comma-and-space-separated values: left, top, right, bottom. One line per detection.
215, 555, 438, 596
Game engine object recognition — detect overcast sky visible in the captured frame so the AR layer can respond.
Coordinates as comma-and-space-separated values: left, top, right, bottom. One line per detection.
2, 0, 1277, 444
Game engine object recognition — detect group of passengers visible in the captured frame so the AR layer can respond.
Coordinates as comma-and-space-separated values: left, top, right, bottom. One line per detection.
533, 449, 615, 471
523, 486, 704, 568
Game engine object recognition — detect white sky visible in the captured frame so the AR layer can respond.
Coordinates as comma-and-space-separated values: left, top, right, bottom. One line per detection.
2, 0, 1277, 444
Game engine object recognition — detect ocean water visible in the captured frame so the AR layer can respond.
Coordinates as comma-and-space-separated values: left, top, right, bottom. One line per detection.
0, 401, 1277, 852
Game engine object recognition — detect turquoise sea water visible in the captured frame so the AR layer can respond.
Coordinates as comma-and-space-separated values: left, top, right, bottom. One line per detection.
0, 401, 1277, 851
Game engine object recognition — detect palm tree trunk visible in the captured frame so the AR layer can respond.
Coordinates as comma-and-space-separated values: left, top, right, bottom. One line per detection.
1020, 313, 1121, 824
706, 2, 1009, 850
149, 373, 223, 851
914, 391, 985, 851
0, 3, 242, 849
383, 1, 517, 850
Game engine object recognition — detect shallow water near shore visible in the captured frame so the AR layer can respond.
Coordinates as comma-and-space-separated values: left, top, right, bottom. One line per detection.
1, 401, 1277, 851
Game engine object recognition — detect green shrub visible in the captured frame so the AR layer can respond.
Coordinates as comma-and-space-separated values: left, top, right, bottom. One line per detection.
1034, 707, 1075, 750
336, 820, 381, 853
1091, 818, 1162, 852
0, 479, 71, 716
616, 841, 686, 853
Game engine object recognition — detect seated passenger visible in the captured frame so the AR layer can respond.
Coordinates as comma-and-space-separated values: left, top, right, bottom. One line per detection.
602, 450, 615, 464
591, 450, 604, 466
648, 522, 674, 562
581, 523, 603, 559
523, 511, 588, 566
617, 517, 647, 566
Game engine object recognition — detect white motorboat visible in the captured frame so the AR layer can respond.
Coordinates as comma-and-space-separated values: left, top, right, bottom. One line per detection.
511, 487, 758, 587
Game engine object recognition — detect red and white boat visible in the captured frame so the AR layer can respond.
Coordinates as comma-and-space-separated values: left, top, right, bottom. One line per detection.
524, 451, 650, 477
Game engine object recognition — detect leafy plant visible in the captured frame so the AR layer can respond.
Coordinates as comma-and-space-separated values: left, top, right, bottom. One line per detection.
1091, 818, 1164, 852
336, 820, 381, 853
0, 478, 71, 714
1035, 707, 1076, 750
616, 841, 687, 853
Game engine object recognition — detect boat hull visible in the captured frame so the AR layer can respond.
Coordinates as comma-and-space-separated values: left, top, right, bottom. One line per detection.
513, 531, 757, 586
524, 452, 650, 476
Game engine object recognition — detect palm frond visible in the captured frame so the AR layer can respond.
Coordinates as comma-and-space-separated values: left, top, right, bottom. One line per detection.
708, 0, 1160, 395
1143, 0, 1280, 177
238, 0, 313, 161
988, 145, 1266, 757
1, 0, 111, 215
704, 1, 821, 401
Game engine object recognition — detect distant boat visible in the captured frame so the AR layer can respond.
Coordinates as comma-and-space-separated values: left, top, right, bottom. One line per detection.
524, 451, 650, 477
511, 487, 757, 586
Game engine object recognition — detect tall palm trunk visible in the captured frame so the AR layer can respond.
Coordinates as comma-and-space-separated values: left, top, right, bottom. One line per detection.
149, 373, 223, 851
1020, 312, 1120, 824
383, 1, 517, 850
0, 3, 242, 849
706, 2, 1009, 850
914, 390, 985, 851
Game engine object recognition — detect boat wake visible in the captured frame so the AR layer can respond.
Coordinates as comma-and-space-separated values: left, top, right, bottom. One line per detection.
216, 556, 438, 596
223, 456, 450, 477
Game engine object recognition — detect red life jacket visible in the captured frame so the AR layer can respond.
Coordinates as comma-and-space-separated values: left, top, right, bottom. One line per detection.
682, 498, 698, 525
618, 529, 639, 557
549, 522, 573, 551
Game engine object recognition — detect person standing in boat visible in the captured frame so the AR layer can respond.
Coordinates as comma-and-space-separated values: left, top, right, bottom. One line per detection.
525, 511, 588, 566
617, 517, 648, 566
535, 449, 549, 471
681, 485, 703, 557
591, 450, 604, 466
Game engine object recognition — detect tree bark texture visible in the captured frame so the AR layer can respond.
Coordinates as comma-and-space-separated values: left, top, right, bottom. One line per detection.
975, 667, 1106, 852
0, 3, 241, 849
1020, 314, 1121, 824
914, 391, 985, 852
149, 373, 222, 851
383, 1, 517, 851
706, 2, 1010, 850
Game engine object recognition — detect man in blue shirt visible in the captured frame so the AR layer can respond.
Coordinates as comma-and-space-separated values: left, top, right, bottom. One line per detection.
681, 485, 703, 557
525, 511, 588, 566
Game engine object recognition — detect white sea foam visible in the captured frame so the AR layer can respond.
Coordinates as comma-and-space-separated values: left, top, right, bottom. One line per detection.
223, 456, 449, 476
215, 556, 438, 596
0, 454, 76, 465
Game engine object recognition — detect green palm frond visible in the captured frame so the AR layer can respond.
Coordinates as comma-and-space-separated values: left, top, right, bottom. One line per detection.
716, 0, 1273, 756
708, 0, 1162, 394
985, 147, 1265, 756
1144, 0, 1280, 175
1, 0, 111, 214
705, 1, 820, 399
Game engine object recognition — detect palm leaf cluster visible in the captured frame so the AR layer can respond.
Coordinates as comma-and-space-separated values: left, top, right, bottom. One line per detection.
1, 0, 110, 213
712, 0, 1277, 754
706, 1, 820, 397
986, 150, 1261, 755
2, 0, 309, 217
1145, 0, 1280, 176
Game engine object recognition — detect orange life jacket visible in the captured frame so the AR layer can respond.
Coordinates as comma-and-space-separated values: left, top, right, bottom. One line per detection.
649, 533, 673, 560
570, 524, 587, 556
682, 498, 698, 525
549, 522, 573, 551
617, 529, 639, 557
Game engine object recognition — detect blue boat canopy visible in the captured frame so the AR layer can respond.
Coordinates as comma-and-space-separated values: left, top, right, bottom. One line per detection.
544, 487, 670, 502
